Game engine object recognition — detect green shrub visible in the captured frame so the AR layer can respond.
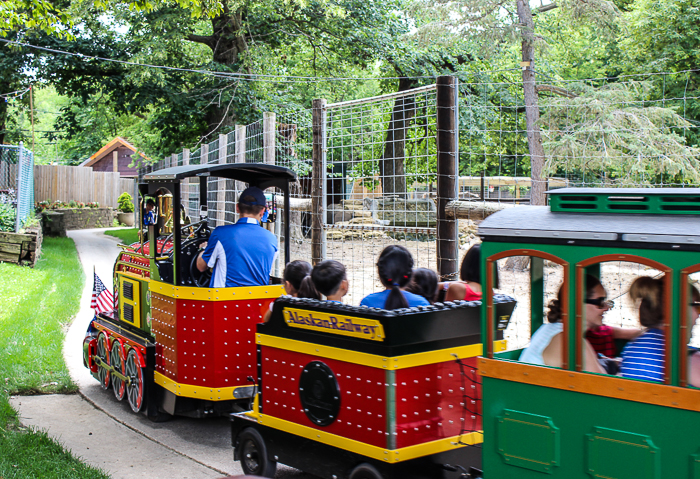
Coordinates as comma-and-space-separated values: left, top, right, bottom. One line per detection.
117, 192, 134, 213
68, 200, 78, 208
0, 203, 16, 232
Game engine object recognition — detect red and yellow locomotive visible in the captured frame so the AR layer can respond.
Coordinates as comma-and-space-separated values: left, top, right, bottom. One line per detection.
82, 163, 296, 419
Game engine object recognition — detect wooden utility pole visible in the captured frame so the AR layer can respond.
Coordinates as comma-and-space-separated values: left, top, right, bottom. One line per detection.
29, 85, 35, 153
436, 76, 459, 280
517, 0, 546, 206
311, 99, 327, 266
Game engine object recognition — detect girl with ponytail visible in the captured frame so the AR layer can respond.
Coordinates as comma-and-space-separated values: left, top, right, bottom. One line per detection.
620, 276, 666, 382
360, 245, 430, 310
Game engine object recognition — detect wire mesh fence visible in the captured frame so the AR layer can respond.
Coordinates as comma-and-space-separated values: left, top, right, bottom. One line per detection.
135, 71, 699, 311
0, 143, 34, 232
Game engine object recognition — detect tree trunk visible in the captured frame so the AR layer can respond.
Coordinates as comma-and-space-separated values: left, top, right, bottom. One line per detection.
0, 102, 7, 146
380, 77, 418, 196
517, 0, 546, 206
187, 6, 248, 134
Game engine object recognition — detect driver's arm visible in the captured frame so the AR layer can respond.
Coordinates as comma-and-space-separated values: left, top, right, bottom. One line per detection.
196, 240, 210, 272
196, 252, 208, 272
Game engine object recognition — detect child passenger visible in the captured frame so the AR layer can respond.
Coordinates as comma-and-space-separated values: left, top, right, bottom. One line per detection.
620, 277, 666, 382
298, 260, 348, 302
405, 268, 439, 304
360, 245, 430, 309
440, 244, 499, 302
263, 260, 312, 322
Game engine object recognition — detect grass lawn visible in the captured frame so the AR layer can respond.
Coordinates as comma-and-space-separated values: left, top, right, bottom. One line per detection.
0, 237, 109, 478
104, 227, 139, 245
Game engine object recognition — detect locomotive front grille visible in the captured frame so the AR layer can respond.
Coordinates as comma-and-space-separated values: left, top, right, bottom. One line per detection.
123, 303, 134, 323
123, 282, 134, 301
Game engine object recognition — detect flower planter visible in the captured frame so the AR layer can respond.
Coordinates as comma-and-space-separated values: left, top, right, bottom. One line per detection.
117, 212, 135, 227
42, 208, 114, 235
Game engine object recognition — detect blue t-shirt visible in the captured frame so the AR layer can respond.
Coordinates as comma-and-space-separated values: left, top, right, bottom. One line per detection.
201, 217, 278, 288
360, 290, 430, 309
620, 328, 664, 383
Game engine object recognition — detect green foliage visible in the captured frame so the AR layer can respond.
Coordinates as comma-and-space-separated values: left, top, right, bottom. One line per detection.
540, 81, 700, 184
104, 227, 139, 245
0, 203, 16, 232
117, 192, 134, 212
0, 237, 106, 478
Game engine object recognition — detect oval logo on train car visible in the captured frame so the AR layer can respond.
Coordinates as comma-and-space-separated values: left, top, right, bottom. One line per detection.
299, 361, 340, 426
283, 308, 385, 341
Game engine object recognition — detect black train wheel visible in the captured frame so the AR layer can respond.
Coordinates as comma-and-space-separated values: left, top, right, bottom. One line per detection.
350, 463, 383, 479
237, 428, 277, 478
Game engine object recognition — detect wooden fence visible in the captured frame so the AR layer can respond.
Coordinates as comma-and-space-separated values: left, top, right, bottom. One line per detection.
34, 165, 135, 209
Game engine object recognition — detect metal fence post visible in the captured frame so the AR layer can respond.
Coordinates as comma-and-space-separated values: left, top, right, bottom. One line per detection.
436, 76, 459, 280
263, 112, 276, 165
217, 134, 227, 225
311, 99, 327, 265
14, 143, 24, 232
182, 149, 190, 215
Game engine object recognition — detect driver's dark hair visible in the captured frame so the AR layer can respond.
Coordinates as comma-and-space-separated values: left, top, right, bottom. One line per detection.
377, 245, 414, 310
238, 195, 265, 216
283, 260, 312, 293
311, 260, 346, 297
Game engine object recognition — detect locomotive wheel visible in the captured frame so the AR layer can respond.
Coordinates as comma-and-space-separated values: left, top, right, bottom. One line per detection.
125, 348, 145, 413
237, 428, 277, 478
95, 333, 111, 390
110, 342, 126, 401
349, 463, 383, 479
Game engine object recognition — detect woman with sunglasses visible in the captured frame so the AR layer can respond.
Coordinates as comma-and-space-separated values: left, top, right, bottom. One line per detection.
520, 275, 607, 373
619, 277, 667, 382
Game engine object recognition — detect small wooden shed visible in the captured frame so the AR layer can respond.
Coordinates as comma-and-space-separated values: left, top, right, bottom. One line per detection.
80, 137, 147, 178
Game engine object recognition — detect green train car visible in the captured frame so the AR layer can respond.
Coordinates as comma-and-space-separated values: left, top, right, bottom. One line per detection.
478, 188, 700, 479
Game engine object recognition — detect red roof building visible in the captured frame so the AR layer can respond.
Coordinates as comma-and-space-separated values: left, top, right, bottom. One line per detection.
80, 137, 148, 178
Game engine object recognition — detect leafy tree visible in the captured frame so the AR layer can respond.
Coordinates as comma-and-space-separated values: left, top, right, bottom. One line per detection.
540, 81, 700, 184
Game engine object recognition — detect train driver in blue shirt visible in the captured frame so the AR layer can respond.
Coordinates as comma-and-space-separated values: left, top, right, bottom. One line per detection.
196, 186, 278, 288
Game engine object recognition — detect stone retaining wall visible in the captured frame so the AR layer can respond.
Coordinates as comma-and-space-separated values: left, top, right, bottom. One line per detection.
42, 208, 114, 236
0, 227, 42, 266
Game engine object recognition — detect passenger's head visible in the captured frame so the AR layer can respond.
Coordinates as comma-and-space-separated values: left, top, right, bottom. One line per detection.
238, 186, 267, 217
405, 268, 438, 304
145, 198, 155, 211
460, 244, 499, 288
691, 284, 700, 323
377, 245, 414, 310
282, 260, 312, 296
311, 260, 348, 299
630, 276, 665, 328
547, 275, 608, 326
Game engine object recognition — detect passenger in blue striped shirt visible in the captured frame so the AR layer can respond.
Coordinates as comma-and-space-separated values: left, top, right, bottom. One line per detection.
620, 277, 666, 383
686, 285, 700, 387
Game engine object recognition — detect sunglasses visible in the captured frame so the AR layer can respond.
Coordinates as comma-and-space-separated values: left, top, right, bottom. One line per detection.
585, 297, 614, 309
691, 302, 700, 311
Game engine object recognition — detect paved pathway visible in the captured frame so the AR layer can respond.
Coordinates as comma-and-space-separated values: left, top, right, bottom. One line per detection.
10, 229, 310, 478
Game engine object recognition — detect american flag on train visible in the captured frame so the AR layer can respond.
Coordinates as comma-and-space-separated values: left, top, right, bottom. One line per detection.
91, 271, 115, 314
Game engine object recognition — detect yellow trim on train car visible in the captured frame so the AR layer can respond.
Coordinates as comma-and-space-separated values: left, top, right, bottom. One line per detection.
119, 276, 141, 328
116, 270, 151, 282
154, 371, 250, 401
244, 412, 481, 463
150, 280, 284, 301
257, 334, 507, 369
479, 358, 700, 413
283, 307, 385, 341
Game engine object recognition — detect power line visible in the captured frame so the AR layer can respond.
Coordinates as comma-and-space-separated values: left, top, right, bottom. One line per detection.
0, 37, 437, 83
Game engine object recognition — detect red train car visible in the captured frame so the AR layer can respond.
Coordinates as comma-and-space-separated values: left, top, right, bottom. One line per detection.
231, 295, 516, 478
